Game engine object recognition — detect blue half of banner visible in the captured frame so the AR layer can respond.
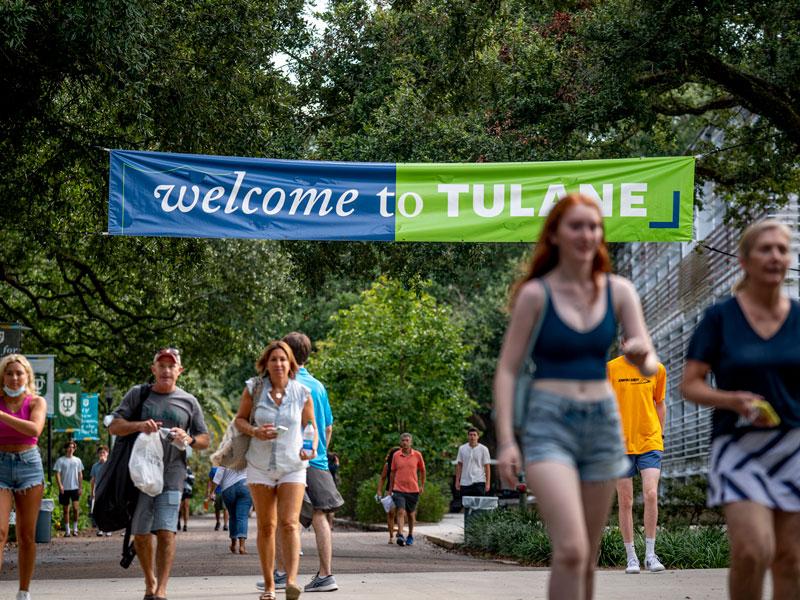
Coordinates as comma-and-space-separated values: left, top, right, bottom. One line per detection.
108, 150, 396, 240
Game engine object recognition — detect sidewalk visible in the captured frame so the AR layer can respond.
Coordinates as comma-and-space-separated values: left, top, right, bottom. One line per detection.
0, 570, 735, 599
0, 513, 743, 599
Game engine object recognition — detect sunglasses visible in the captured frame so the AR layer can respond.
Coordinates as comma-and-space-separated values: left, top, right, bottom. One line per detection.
157, 347, 181, 357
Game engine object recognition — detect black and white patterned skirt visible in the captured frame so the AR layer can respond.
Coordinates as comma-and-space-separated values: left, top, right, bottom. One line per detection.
707, 428, 800, 511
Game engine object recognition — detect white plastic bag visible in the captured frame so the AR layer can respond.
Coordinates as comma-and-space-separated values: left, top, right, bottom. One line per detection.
380, 494, 395, 513
129, 432, 164, 497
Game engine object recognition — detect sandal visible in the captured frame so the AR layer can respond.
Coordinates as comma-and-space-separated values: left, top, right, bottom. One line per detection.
259, 593, 276, 600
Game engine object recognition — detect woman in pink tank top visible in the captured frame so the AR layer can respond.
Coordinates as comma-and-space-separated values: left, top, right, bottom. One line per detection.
0, 354, 47, 600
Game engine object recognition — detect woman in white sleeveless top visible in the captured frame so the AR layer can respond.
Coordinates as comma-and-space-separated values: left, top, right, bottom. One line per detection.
235, 341, 317, 600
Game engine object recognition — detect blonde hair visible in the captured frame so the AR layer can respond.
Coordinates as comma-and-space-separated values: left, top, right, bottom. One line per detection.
0, 354, 36, 396
733, 219, 792, 293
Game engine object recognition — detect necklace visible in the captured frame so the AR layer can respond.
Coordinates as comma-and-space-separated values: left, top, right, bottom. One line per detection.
272, 390, 284, 401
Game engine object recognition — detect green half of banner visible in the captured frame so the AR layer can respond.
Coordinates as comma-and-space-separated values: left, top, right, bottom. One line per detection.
394, 156, 694, 242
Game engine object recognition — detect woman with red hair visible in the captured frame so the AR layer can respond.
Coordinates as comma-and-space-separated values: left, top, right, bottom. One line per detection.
494, 194, 657, 600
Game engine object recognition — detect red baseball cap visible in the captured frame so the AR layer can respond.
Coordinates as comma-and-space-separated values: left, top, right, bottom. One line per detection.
153, 347, 181, 365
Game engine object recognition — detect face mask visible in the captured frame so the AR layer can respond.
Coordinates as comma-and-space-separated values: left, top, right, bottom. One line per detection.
3, 385, 26, 398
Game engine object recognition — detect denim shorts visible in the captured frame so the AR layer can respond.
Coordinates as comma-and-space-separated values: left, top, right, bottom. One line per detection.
522, 389, 628, 481
0, 448, 44, 492
622, 450, 663, 478
131, 489, 181, 534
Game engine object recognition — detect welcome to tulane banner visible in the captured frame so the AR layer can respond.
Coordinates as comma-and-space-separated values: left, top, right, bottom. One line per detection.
108, 150, 694, 242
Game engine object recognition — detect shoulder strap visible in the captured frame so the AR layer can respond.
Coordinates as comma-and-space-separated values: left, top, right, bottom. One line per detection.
250, 377, 264, 425
132, 384, 151, 421
520, 281, 549, 377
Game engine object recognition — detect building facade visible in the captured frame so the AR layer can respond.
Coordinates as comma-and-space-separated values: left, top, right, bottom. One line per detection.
613, 194, 799, 477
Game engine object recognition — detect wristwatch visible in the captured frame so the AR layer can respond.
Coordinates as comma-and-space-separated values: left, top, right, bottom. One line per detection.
188, 436, 196, 447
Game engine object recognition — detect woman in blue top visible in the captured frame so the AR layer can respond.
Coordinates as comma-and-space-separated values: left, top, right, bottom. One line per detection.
682, 220, 800, 600
495, 193, 657, 600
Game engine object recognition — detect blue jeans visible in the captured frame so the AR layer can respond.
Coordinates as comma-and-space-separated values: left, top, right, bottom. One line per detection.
222, 480, 252, 539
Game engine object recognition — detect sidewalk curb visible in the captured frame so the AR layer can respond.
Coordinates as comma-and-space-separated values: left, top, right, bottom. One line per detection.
425, 534, 462, 550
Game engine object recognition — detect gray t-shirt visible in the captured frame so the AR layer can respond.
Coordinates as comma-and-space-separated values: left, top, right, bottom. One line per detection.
90, 461, 106, 488
54, 456, 84, 490
113, 385, 208, 490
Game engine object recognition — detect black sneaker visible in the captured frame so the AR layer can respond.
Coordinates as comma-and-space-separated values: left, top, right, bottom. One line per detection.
396, 533, 405, 546
214, 522, 221, 531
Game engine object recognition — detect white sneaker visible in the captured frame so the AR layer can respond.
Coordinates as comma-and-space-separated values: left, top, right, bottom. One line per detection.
645, 554, 665, 572
625, 557, 641, 574
72, 527, 78, 536
17, 591, 31, 600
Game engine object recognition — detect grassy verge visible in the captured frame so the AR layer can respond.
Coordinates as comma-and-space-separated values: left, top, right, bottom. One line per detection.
463, 507, 729, 569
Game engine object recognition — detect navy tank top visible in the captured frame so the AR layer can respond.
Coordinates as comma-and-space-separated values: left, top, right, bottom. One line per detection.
532, 277, 617, 380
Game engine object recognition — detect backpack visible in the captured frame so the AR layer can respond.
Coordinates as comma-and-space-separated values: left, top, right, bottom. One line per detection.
93, 383, 151, 567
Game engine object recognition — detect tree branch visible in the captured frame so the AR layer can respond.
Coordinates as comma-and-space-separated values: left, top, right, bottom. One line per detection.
690, 52, 800, 146
653, 95, 738, 116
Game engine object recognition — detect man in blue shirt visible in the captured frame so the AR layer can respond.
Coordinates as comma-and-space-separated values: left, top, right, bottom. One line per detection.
284, 332, 343, 592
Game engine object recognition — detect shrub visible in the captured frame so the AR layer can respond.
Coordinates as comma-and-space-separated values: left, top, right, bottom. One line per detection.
464, 507, 729, 569
355, 476, 386, 524
660, 476, 724, 527
416, 479, 447, 523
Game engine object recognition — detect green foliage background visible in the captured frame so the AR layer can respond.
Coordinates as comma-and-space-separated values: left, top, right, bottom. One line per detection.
314, 277, 476, 512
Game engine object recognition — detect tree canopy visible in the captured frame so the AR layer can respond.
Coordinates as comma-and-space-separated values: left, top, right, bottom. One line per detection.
313, 277, 475, 502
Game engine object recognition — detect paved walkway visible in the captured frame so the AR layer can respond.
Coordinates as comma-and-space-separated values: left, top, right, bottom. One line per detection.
0, 513, 749, 599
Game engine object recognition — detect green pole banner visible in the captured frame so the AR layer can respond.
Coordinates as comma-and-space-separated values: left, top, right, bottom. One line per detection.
54, 380, 82, 432
395, 156, 694, 242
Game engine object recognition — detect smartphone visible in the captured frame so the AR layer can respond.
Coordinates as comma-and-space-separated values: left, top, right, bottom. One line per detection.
276, 425, 289, 434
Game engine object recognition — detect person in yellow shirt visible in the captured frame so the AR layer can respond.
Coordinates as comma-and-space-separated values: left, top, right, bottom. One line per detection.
608, 354, 667, 574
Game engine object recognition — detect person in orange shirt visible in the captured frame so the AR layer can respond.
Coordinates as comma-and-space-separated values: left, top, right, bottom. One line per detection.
608, 354, 667, 574
390, 433, 426, 547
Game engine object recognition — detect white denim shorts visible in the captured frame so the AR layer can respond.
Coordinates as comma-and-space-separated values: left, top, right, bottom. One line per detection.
246, 463, 306, 487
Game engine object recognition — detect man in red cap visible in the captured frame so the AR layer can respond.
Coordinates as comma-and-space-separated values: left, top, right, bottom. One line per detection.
109, 347, 210, 600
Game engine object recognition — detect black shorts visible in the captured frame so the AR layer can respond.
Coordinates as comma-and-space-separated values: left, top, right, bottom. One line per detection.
460, 482, 486, 497
182, 490, 193, 501
59, 489, 81, 505
392, 491, 420, 513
